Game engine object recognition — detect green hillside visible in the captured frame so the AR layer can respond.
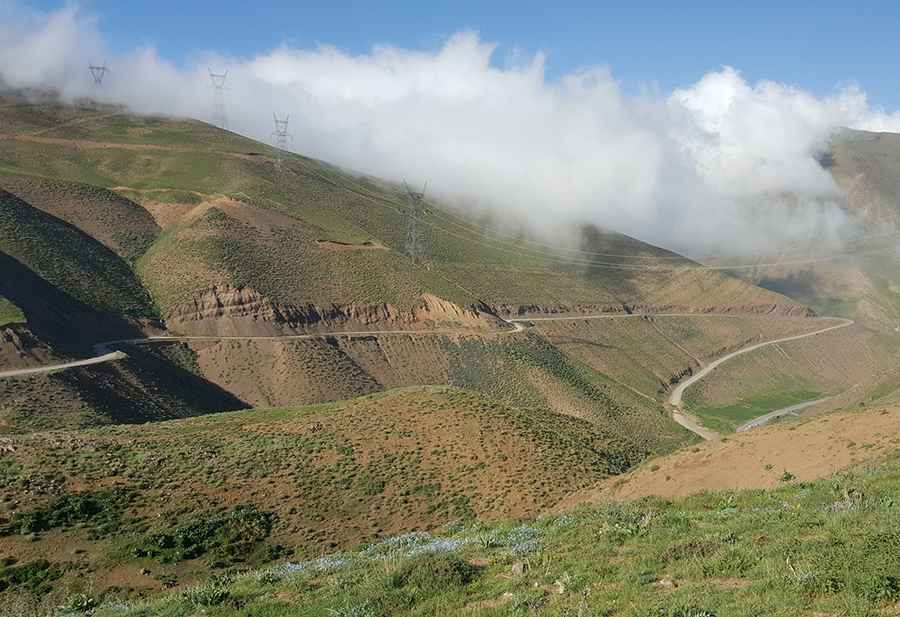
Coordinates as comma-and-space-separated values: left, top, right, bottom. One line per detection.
0, 387, 640, 600
31, 454, 900, 617
0, 296, 25, 328
0, 190, 156, 320
0, 95, 803, 321
1, 173, 160, 263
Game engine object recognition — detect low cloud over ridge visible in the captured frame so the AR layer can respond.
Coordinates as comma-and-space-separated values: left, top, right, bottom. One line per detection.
3, 3, 900, 257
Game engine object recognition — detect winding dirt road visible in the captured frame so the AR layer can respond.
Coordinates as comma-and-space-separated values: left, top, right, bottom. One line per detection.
666, 318, 854, 440
1, 322, 526, 380
0, 351, 128, 379
0, 315, 854, 441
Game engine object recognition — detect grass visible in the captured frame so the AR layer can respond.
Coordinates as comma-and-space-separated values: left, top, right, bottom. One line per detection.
690, 389, 822, 433
46, 455, 900, 617
0, 190, 156, 319
0, 346, 246, 433
0, 297, 25, 327
0, 97, 802, 318
0, 386, 641, 597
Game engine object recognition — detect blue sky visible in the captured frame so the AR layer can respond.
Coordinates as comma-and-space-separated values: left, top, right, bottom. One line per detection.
21, 0, 900, 107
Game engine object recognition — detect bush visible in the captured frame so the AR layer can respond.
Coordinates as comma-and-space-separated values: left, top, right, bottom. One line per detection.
132, 505, 279, 567
182, 579, 230, 607
390, 553, 478, 593
0, 489, 133, 539
0, 559, 62, 595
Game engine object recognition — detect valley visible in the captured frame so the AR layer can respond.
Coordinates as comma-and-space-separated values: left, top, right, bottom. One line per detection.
0, 94, 899, 615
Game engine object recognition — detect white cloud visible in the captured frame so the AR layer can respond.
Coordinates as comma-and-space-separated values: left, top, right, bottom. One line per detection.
2, 3, 898, 257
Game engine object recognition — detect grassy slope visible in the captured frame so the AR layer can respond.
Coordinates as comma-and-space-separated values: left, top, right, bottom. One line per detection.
0, 344, 247, 433
0, 296, 25, 328
46, 456, 900, 617
0, 387, 633, 599
0, 173, 160, 263
0, 98, 801, 317
0, 190, 156, 320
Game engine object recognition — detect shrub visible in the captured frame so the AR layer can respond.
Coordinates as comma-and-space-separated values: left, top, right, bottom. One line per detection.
182, 579, 230, 607
0, 559, 62, 595
0, 489, 133, 538
390, 553, 478, 593
132, 505, 280, 567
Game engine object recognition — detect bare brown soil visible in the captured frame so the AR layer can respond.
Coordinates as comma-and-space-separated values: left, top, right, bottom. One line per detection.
0, 325, 57, 370
558, 404, 900, 507
315, 240, 388, 251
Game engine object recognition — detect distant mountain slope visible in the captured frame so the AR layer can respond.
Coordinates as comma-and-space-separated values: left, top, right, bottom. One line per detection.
0, 95, 806, 336
828, 128, 900, 227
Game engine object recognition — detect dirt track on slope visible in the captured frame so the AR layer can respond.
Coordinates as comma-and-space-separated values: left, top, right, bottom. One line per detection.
666, 318, 854, 440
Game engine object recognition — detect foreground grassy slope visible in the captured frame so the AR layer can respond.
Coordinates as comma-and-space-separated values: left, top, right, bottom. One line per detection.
30, 454, 900, 617
0, 387, 632, 600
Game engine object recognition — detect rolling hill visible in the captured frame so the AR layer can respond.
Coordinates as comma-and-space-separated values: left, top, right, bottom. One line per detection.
0, 386, 635, 599
2, 92, 900, 611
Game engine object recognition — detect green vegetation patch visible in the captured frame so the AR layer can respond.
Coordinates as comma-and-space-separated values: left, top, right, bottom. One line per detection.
691, 389, 822, 433
0, 296, 26, 327
0, 559, 62, 595
131, 505, 284, 568
84, 458, 900, 616
0, 488, 135, 539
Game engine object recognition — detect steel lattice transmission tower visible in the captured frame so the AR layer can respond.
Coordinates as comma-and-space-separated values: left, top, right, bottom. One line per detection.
271, 113, 292, 172
403, 180, 429, 263
88, 62, 109, 86
208, 68, 229, 130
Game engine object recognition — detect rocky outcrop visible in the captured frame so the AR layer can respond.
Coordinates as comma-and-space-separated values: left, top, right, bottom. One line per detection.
166, 286, 505, 337
0, 325, 56, 368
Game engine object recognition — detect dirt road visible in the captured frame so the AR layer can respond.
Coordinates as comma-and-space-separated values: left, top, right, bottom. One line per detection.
0, 351, 127, 379
2, 322, 526, 380
735, 396, 832, 432
0, 316, 854, 442
666, 318, 854, 440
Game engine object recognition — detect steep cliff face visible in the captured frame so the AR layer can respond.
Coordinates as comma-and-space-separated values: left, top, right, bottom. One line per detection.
165, 286, 506, 336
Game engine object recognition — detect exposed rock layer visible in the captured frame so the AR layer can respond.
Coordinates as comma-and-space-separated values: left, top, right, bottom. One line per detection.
167, 286, 505, 336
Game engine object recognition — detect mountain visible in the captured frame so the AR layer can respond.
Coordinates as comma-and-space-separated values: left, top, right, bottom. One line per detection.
2, 92, 899, 609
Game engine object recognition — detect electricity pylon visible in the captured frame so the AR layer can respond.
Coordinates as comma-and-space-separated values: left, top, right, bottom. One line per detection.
403, 180, 428, 263
88, 62, 109, 86
271, 113, 292, 173
208, 68, 229, 129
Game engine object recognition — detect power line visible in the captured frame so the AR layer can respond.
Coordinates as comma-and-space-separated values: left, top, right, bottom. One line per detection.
403, 180, 428, 264
297, 160, 900, 272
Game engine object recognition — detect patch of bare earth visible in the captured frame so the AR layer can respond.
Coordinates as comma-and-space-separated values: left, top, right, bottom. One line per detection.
558, 405, 900, 508
316, 240, 388, 251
